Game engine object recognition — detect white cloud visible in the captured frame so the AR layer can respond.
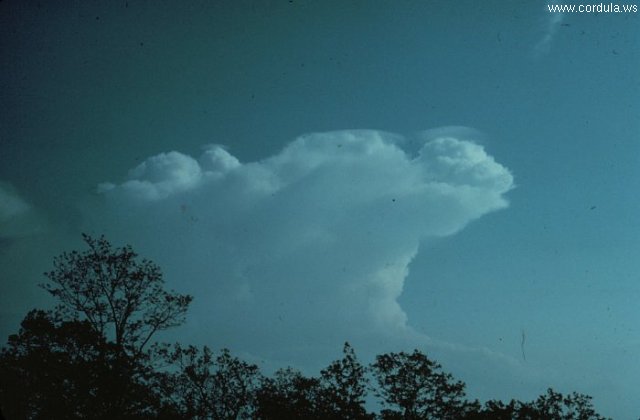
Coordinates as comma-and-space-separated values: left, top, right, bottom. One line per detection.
98, 151, 203, 201
534, 10, 564, 57
90, 129, 515, 371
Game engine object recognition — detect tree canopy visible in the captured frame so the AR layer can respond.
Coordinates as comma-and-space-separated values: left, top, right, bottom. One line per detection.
370, 349, 478, 420
1, 234, 192, 419
41, 234, 192, 358
0, 234, 613, 419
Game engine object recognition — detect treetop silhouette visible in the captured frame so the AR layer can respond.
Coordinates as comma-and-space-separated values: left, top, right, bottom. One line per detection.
0, 234, 613, 419
41, 234, 192, 358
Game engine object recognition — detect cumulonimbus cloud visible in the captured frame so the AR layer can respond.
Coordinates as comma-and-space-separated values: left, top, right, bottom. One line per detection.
90, 129, 514, 366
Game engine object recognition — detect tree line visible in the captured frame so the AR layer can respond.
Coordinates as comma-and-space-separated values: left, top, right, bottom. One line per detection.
0, 235, 610, 419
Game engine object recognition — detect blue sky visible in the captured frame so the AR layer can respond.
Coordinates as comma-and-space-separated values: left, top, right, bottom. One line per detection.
1, 1, 639, 418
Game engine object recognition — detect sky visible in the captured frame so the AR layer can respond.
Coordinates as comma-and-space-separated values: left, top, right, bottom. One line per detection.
1, 0, 639, 418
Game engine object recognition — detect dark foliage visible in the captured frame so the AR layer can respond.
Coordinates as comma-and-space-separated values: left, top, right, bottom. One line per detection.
255, 367, 325, 419
154, 344, 261, 419
371, 349, 479, 419
520, 388, 608, 419
318, 342, 372, 419
254, 343, 372, 419
1, 235, 192, 419
0, 235, 614, 420
0, 310, 161, 419
41, 234, 192, 359
467, 389, 608, 420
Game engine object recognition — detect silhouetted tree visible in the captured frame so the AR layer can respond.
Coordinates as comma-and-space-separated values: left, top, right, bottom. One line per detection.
255, 367, 325, 419
371, 349, 479, 420
0, 310, 162, 419
518, 388, 609, 420
154, 344, 261, 419
0, 235, 614, 419
318, 342, 372, 419
465, 399, 521, 419
466, 389, 609, 420
255, 343, 373, 419
41, 234, 192, 359
0, 235, 192, 418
